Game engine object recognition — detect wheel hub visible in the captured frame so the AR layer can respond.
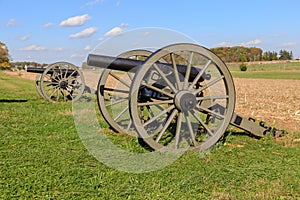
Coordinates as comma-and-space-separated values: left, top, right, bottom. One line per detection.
174, 91, 197, 112
59, 80, 68, 89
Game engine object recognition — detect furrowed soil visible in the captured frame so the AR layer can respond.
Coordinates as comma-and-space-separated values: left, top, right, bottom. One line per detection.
5, 71, 300, 135
234, 78, 300, 134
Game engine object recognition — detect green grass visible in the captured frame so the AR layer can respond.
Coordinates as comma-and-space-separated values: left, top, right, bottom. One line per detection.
231, 71, 300, 80
227, 61, 300, 72
1, 71, 300, 199
227, 61, 300, 80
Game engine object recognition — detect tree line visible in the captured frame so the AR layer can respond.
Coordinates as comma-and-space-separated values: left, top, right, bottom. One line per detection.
11, 62, 48, 70
210, 46, 293, 63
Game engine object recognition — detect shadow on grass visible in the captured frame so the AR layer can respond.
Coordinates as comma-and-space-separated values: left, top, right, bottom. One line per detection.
219, 131, 260, 144
0, 99, 28, 103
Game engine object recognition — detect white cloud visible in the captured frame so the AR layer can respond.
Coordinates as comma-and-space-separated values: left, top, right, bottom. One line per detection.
70, 54, 85, 58
69, 27, 98, 39
43, 22, 54, 28
119, 23, 128, 27
214, 41, 231, 47
97, 37, 104, 41
86, 0, 104, 6
243, 39, 262, 46
281, 42, 296, 47
7, 19, 19, 27
84, 45, 91, 51
60, 14, 91, 27
104, 27, 123, 37
53, 47, 65, 51
18, 45, 46, 51
20, 35, 31, 41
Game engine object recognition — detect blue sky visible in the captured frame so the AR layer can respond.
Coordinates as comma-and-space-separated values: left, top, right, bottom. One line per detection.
1, 0, 299, 65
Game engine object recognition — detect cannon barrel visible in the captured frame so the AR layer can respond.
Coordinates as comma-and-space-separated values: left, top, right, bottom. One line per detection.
88, 54, 144, 71
87, 54, 211, 80
27, 67, 46, 74
27, 67, 78, 76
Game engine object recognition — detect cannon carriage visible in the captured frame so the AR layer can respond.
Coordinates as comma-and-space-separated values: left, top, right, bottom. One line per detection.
88, 43, 285, 151
27, 62, 85, 102
27, 43, 285, 151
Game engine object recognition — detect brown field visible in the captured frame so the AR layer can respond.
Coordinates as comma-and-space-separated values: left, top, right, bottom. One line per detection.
5, 71, 300, 136
234, 78, 300, 135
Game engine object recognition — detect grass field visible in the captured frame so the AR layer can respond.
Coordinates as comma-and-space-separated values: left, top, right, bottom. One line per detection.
227, 61, 300, 72
1, 71, 300, 199
228, 61, 300, 80
231, 71, 300, 80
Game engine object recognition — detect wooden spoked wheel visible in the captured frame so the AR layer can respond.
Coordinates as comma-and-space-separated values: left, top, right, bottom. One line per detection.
97, 50, 152, 133
40, 62, 85, 102
35, 73, 45, 99
129, 43, 236, 151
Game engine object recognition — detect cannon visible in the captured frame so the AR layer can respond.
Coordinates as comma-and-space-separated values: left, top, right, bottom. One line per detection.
88, 43, 285, 151
27, 62, 85, 102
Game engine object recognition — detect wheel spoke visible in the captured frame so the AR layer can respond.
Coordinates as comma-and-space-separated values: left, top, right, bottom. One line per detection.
193, 75, 224, 95
184, 111, 197, 146
196, 105, 225, 119
196, 95, 229, 101
184, 52, 193, 89
59, 66, 65, 79
104, 88, 129, 94
59, 67, 64, 80
190, 110, 214, 136
46, 82, 58, 87
142, 82, 175, 98
44, 74, 52, 81
48, 87, 59, 98
153, 64, 177, 93
105, 98, 128, 107
68, 90, 75, 100
56, 89, 60, 101
127, 72, 134, 81
155, 109, 178, 142
142, 105, 175, 127
188, 60, 211, 90
109, 72, 131, 88
68, 69, 77, 78
126, 120, 132, 131
170, 53, 181, 90
51, 73, 60, 83
174, 112, 183, 149
47, 73, 59, 83
138, 99, 173, 106
64, 66, 68, 78
146, 105, 155, 118
45, 84, 58, 92
113, 105, 129, 121
63, 89, 67, 101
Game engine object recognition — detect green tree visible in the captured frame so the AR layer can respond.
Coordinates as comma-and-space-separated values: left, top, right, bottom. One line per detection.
279, 50, 293, 60
262, 51, 278, 61
0, 41, 10, 69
